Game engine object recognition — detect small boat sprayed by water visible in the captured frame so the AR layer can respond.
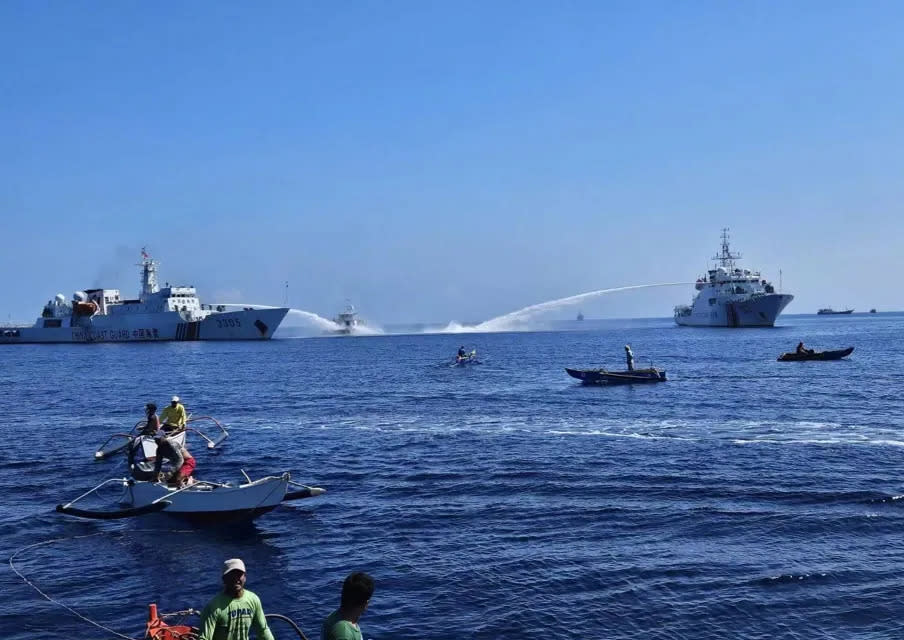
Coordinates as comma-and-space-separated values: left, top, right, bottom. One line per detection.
331, 302, 366, 335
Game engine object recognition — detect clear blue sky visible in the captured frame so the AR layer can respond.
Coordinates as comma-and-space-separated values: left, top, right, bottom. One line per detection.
2, 1, 902, 325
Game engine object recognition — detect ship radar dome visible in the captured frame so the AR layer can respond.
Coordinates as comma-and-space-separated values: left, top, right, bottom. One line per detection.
73, 291, 87, 302
55, 293, 65, 303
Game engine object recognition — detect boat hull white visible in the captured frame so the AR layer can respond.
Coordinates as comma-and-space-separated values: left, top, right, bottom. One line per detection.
120, 474, 291, 521
675, 293, 794, 327
0, 308, 288, 344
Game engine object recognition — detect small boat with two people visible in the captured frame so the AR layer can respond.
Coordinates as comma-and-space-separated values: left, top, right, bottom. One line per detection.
566, 344, 667, 385
777, 344, 854, 361
817, 307, 854, 315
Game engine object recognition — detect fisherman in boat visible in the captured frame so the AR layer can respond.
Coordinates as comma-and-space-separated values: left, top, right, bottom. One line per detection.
322, 571, 375, 640
142, 402, 160, 435
796, 341, 814, 355
197, 558, 275, 640
457, 346, 467, 360
152, 430, 183, 483
160, 395, 187, 432
625, 344, 634, 371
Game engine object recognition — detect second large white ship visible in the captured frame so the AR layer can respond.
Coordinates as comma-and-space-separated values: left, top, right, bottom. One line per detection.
674, 230, 793, 327
0, 250, 288, 344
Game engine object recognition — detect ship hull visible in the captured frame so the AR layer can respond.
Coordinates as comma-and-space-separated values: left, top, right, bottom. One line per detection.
675, 294, 793, 327
0, 308, 288, 344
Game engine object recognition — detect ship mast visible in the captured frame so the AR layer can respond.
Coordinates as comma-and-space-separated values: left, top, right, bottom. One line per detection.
712, 228, 741, 270
138, 247, 160, 301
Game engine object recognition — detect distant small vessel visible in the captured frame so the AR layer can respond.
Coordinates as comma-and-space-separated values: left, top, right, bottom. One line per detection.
576, 311, 584, 321
777, 347, 854, 361
332, 303, 365, 334
869, 308, 877, 314
566, 367, 666, 385
817, 308, 854, 315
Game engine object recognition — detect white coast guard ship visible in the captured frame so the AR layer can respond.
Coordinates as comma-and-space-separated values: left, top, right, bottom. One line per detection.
674, 230, 793, 327
0, 250, 288, 343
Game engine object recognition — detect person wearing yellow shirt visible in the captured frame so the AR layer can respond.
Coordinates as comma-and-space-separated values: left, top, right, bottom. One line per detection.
160, 395, 187, 431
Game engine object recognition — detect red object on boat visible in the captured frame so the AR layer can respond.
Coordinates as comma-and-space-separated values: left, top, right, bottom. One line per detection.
145, 603, 196, 640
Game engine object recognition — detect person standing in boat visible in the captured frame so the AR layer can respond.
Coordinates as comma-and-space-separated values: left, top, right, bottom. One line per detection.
625, 344, 635, 371
197, 558, 274, 640
457, 346, 466, 360
160, 395, 187, 432
321, 571, 375, 640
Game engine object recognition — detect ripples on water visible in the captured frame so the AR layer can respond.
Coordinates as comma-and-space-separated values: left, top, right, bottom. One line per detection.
2, 314, 904, 639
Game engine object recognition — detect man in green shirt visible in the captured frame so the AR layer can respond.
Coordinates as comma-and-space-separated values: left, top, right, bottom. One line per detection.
321, 572, 375, 640
198, 558, 275, 640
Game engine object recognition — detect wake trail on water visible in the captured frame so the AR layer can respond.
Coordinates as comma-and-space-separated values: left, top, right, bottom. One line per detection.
435, 282, 694, 334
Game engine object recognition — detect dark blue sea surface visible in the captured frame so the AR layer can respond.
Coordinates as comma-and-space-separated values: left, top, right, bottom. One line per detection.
2, 314, 904, 639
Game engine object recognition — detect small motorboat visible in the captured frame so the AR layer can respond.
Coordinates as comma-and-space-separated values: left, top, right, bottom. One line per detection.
454, 350, 481, 366
565, 367, 666, 385
777, 347, 854, 361
56, 472, 325, 522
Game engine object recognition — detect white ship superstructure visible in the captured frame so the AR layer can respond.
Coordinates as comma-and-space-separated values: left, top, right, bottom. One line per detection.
0, 250, 288, 343
674, 230, 793, 327
332, 303, 364, 335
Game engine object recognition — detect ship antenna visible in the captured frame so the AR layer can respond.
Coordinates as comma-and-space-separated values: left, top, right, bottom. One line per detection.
283, 281, 289, 307
712, 227, 741, 269
137, 247, 159, 301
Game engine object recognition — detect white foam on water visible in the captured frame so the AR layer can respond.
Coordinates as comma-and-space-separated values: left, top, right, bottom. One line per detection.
434, 282, 694, 334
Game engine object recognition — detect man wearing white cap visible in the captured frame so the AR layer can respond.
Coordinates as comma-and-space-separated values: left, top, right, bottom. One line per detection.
160, 395, 187, 431
198, 558, 274, 640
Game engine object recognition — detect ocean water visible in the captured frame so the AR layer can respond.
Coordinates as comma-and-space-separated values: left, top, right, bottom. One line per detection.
2, 313, 903, 639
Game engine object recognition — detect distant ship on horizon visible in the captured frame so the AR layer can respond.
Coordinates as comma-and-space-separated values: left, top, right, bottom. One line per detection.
817, 308, 854, 315
674, 229, 793, 327
576, 311, 584, 321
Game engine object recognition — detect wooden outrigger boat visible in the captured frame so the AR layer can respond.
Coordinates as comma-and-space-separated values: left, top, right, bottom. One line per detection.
565, 367, 667, 385
56, 472, 325, 522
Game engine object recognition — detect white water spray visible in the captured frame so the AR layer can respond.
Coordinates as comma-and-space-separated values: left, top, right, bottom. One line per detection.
438, 282, 694, 333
